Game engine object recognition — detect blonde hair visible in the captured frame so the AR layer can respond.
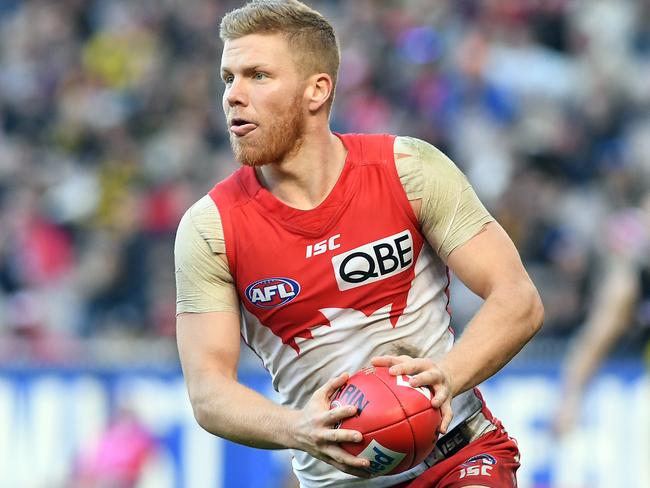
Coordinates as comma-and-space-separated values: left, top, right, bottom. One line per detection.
220, 0, 340, 109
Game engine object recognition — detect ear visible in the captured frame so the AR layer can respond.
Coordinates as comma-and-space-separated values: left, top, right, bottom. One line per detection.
305, 73, 334, 113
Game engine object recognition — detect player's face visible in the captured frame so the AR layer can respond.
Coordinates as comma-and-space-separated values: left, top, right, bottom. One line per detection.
221, 33, 307, 166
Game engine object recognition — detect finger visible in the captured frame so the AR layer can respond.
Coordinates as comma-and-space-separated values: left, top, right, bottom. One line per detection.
408, 370, 442, 388
325, 405, 359, 425
388, 358, 429, 376
370, 355, 401, 367
428, 382, 452, 433
322, 428, 364, 443
430, 381, 450, 409
323, 445, 371, 471
438, 400, 453, 434
317, 372, 350, 399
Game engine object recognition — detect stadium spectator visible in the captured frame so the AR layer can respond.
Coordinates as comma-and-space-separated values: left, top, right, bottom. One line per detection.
70, 408, 157, 488
553, 190, 650, 435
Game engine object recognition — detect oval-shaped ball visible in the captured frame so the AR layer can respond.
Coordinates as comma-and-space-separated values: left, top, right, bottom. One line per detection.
330, 366, 441, 477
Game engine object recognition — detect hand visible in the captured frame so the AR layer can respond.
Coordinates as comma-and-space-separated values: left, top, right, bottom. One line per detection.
292, 372, 371, 478
371, 355, 454, 433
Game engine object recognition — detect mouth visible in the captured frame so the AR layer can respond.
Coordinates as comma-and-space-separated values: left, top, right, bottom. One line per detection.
229, 117, 258, 137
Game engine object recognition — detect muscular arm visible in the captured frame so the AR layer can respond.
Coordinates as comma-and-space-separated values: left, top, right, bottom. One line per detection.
177, 310, 369, 476
374, 222, 543, 429
175, 200, 299, 448
177, 311, 298, 449
396, 135, 543, 391
442, 222, 544, 396
375, 138, 543, 429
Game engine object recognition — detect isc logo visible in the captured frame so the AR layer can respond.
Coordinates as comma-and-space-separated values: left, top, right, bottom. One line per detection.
245, 278, 300, 308
306, 234, 340, 258
331, 230, 413, 291
459, 465, 493, 478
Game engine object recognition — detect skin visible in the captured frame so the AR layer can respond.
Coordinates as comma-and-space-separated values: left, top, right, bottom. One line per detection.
177, 31, 544, 483
553, 195, 649, 436
553, 253, 640, 436
220, 33, 347, 210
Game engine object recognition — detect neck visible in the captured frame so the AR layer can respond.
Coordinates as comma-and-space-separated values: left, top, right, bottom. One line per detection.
255, 129, 347, 210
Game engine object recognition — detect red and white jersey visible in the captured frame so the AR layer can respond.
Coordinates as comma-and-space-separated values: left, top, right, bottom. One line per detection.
209, 133, 483, 487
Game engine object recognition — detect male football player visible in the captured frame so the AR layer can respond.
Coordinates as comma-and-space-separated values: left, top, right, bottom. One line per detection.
175, 1, 544, 486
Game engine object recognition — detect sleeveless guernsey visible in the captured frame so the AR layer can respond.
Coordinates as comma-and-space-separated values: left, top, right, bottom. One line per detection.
208, 133, 484, 487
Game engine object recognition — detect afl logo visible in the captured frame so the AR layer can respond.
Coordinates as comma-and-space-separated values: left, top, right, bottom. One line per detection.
245, 278, 301, 308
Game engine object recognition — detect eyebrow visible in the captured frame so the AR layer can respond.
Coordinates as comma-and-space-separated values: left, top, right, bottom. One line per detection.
221, 64, 273, 77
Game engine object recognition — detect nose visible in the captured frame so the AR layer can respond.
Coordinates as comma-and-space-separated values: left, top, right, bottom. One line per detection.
225, 77, 248, 108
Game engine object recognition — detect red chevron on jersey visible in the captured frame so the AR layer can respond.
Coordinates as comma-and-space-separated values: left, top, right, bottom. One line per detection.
209, 133, 423, 354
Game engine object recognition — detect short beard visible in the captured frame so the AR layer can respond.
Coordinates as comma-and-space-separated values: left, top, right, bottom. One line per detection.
230, 95, 305, 167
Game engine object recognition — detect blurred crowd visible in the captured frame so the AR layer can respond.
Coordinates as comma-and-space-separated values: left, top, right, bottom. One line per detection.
0, 0, 649, 366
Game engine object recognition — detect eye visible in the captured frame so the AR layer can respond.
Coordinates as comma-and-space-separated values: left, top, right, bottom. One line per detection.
254, 72, 267, 81
223, 74, 234, 85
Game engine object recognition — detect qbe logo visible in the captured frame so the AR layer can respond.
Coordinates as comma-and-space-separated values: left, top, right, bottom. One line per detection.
245, 278, 300, 308
331, 230, 413, 291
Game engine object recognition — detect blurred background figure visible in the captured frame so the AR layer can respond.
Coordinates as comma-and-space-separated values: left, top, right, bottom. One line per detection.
0, 0, 649, 486
70, 408, 157, 488
554, 191, 650, 436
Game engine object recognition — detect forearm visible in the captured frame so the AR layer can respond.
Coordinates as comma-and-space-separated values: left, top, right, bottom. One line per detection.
188, 370, 299, 450
440, 280, 544, 396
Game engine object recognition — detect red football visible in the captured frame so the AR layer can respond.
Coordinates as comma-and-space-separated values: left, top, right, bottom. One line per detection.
330, 366, 442, 477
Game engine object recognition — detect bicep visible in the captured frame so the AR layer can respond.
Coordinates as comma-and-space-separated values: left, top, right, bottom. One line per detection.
177, 311, 242, 382
446, 221, 531, 299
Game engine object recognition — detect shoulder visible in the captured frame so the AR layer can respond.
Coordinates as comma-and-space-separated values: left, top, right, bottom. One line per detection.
176, 195, 225, 255
177, 195, 218, 234
396, 137, 466, 178
394, 136, 467, 200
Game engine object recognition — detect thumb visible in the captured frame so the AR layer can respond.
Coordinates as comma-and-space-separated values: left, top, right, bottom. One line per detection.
319, 372, 350, 399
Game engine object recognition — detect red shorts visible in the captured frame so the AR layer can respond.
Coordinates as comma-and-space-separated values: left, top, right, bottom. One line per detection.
391, 420, 520, 488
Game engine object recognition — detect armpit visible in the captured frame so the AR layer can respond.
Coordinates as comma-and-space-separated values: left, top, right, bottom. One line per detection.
385, 341, 422, 358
